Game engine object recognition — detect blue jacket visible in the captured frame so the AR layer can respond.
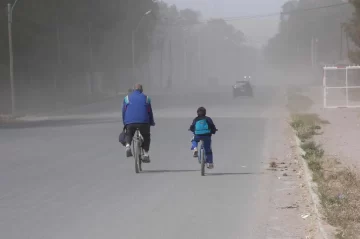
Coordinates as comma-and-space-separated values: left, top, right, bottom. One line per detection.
122, 90, 155, 126
189, 116, 217, 136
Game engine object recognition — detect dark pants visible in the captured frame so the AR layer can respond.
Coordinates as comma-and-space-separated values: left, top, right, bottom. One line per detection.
191, 135, 213, 163
125, 123, 151, 152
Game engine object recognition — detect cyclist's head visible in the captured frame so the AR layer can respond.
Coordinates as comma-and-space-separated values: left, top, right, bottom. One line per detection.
134, 83, 143, 93
197, 107, 206, 117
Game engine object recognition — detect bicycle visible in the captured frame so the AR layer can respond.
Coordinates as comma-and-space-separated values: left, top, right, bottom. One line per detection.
190, 129, 218, 176
198, 139, 206, 176
132, 129, 144, 174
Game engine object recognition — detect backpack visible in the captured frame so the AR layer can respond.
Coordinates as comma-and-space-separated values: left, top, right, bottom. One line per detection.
119, 128, 126, 146
195, 119, 211, 135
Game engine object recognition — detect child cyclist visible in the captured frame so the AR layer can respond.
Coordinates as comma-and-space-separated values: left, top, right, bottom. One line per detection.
189, 107, 218, 169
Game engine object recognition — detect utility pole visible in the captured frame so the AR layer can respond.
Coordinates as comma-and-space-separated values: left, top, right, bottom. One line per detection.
183, 35, 187, 82
340, 25, 343, 60
197, 34, 202, 82
311, 36, 319, 69
315, 38, 318, 67
346, 30, 350, 55
132, 30, 135, 83
311, 37, 314, 68
132, 10, 152, 85
54, 13, 61, 108
160, 37, 164, 88
88, 22, 94, 95
7, 3, 15, 115
168, 38, 173, 89
55, 14, 61, 91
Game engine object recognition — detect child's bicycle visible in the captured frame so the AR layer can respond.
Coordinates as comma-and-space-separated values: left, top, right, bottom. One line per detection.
190, 129, 218, 176
197, 139, 206, 176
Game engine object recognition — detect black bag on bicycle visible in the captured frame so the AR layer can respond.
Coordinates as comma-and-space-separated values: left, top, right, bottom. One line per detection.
119, 128, 126, 146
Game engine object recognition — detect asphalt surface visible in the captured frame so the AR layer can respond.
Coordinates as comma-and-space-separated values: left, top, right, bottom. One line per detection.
0, 86, 285, 239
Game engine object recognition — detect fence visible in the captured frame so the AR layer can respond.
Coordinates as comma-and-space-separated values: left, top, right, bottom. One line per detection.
323, 65, 360, 108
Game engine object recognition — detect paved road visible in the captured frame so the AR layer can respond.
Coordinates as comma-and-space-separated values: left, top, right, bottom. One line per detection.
0, 87, 286, 239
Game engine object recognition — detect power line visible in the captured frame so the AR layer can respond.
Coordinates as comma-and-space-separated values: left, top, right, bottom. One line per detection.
220, 2, 350, 21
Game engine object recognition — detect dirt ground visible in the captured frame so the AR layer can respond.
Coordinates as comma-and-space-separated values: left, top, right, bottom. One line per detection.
253, 85, 322, 238
287, 85, 360, 238
303, 87, 360, 170
263, 118, 321, 239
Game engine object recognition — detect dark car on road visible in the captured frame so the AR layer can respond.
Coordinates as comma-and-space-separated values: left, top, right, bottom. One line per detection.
232, 76, 253, 98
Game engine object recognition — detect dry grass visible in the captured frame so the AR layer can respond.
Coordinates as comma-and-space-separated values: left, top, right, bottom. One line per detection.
319, 159, 360, 239
270, 161, 278, 168
291, 113, 329, 142
301, 141, 324, 160
290, 114, 360, 238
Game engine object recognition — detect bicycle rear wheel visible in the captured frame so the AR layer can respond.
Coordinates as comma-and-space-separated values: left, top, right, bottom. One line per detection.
139, 148, 143, 172
133, 131, 142, 174
134, 142, 142, 173
199, 141, 206, 176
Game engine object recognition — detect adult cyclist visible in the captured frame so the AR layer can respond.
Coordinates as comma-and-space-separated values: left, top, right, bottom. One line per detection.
122, 83, 155, 163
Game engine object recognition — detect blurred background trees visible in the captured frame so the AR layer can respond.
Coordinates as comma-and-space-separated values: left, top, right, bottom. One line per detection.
264, 0, 353, 67
0, 0, 260, 114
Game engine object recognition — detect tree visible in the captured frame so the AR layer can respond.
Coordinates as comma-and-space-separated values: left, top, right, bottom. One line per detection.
0, 0, 257, 113
0, 0, 160, 113
344, 0, 360, 64
265, 0, 353, 66
179, 8, 200, 25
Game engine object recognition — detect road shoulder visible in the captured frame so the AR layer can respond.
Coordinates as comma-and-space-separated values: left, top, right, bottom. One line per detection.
287, 85, 360, 238
261, 117, 319, 238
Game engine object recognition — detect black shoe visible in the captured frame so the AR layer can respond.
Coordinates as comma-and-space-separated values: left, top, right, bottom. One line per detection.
142, 155, 151, 163
193, 150, 198, 158
126, 147, 133, 157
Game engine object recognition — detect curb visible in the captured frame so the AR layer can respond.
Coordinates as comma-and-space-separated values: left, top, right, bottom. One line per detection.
0, 114, 24, 124
292, 131, 329, 239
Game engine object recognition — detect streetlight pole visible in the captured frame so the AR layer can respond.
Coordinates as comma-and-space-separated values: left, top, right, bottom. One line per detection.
88, 22, 94, 95
183, 34, 187, 82
340, 24, 343, 61
132, 10, 152, 84
197, 34, 202, 82
181, 27, 189, 83
7, 0, 19, 115
311, 37, 318, 69
132, 30, 135, 79
223, 36, 243, 79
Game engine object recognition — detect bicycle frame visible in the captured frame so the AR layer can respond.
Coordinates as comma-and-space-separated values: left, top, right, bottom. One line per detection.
132, 130, 143, 151
197, 140, 204, 162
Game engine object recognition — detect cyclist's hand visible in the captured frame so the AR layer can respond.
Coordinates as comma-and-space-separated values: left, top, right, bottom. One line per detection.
151, 122, 156, 126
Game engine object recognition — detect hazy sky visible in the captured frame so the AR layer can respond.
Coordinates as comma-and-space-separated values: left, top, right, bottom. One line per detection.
164, 0, 288, 47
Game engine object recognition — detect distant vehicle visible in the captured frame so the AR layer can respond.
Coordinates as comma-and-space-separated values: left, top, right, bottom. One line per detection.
232, 76, 253, 98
